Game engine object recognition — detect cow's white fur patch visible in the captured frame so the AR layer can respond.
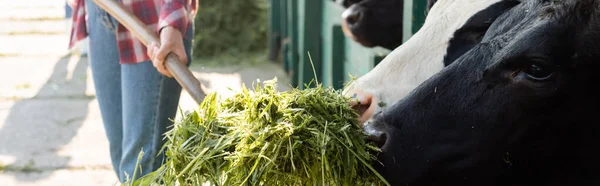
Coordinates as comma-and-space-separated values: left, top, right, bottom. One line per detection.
343, 0, 503, 122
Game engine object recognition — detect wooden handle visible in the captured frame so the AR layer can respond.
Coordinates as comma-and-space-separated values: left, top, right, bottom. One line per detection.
92, 0, 206, 104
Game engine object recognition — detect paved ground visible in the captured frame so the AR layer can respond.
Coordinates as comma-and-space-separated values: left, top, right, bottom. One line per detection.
0, 1, 291, 185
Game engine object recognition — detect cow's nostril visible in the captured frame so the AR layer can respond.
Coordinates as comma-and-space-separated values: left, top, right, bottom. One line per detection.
346, 12, 361, 25
364, 120, 387, 148
342, 7, 362, 26
368, 131, 386, 147
349, 92, 374, 125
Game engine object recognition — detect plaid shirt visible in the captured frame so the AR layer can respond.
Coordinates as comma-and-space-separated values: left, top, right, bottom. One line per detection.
68, 0, 198, 64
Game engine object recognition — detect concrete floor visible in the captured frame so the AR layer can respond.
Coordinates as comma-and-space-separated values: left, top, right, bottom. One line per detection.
0, 1, 291, 185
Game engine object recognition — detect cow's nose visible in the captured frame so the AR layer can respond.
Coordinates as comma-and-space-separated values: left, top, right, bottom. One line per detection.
364, 114, 388, 148
349, 91, 375, 124
342, 5, 363, 26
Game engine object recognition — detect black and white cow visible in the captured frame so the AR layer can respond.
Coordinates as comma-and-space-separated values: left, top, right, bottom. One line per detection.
344, 0, 518, 124
366, 0, 600, 185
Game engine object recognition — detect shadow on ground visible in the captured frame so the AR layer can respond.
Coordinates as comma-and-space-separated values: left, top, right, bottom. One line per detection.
0, 53, 92, 182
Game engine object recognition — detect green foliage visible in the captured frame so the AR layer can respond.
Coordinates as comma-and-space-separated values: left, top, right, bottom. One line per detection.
192, 0, 269, 58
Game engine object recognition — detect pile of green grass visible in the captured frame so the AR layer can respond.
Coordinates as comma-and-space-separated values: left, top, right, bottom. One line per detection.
131, 78, 388, 186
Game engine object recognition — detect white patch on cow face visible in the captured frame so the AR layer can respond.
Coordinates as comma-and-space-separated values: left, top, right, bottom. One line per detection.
343, 0, 503, 124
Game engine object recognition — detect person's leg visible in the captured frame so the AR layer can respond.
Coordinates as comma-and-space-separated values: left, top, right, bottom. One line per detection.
119, 25, 194, 180
84, 0, 123, 180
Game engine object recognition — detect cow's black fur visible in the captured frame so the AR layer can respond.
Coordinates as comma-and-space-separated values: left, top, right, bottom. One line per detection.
365, 0, 600, 185
340, 0, 404, 50
339, 0, 439, 50
443, 0, 521, 66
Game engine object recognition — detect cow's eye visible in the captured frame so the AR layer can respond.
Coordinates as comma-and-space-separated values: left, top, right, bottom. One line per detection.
524, 63, 554, 81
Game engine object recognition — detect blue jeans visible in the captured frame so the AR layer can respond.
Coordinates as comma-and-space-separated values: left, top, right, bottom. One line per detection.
85, 1, 193, 182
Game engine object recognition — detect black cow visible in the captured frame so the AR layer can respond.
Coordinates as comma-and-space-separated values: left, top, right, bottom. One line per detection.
338, 0, 431, 50
338, 0, 437, 50
365, 0, 600, 185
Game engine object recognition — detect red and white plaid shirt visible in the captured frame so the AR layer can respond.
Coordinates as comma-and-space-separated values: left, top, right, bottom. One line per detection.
68, 0, 198, 64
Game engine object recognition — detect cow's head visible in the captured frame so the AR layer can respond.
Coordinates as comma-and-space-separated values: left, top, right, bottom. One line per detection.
344, 0, 520, 124
367, 0, 600, 185
337, 0, 406, 50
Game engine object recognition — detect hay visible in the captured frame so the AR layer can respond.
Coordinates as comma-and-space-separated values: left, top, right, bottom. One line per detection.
130, 78, 388, 186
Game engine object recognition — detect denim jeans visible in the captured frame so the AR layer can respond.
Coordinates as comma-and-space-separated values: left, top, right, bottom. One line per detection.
84, 0, 193, 182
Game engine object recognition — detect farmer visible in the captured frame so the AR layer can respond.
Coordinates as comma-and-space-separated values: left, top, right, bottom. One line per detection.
67, 0, 197, 183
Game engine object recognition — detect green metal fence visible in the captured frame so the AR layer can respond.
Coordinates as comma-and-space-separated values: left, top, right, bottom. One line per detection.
268, 0, 427, 90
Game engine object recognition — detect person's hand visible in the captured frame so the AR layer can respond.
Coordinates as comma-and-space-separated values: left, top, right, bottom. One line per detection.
147, 26, 188, 77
